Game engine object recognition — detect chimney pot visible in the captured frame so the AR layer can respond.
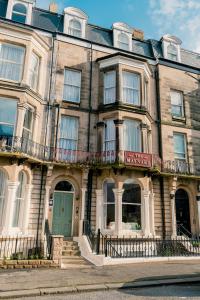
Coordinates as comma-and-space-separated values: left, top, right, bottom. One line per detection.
133, 28, 144, 40
49, 2, 58, 13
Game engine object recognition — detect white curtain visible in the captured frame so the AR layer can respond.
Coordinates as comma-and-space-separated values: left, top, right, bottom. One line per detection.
29, 53, 39, 90
0, 169, 7, 226
122, 71, 140, 105
173, 133, 186, 159
124, 119, 141, 152
104, 71, 116, 104
171, 90, 183, 116
0, 44, 24, 81
68, 19, 82, 37
104, 119, 115, 152
12, 171, 27, 228
63, 69, 81, 102
60, 116, 78, 150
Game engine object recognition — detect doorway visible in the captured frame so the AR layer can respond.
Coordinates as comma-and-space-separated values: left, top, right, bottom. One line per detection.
175, 189, 191, 236
52, 181, 74, 237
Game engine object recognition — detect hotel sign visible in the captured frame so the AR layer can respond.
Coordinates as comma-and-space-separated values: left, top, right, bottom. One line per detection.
124, 152, 152, 168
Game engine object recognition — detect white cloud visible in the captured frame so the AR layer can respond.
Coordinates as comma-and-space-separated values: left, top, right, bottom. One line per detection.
149, 0, 200, 52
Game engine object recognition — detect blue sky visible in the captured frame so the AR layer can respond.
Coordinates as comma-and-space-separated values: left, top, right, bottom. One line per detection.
37, 0, 200, 52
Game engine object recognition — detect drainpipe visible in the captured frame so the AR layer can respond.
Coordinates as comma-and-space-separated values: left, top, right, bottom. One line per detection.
86, 43, 94, 225
155, 66, 166, 239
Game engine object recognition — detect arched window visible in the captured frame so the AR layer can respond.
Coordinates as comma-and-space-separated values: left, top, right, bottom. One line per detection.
12, 3, 27, 24
68, 19, 82, 37
118, 33, 129, 50
12, 171, 27, 227
122, 180, 141, 230
103, 180, 115, 230
167, 44, 178, 61
0, 169, 7, 226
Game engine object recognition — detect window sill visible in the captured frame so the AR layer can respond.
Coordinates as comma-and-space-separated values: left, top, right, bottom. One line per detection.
172, 116, 186, 122
62, 100, 80, 106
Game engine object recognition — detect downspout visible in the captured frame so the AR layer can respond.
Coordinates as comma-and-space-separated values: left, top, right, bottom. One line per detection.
86, 42, 93, 225
155, 65, 166, 239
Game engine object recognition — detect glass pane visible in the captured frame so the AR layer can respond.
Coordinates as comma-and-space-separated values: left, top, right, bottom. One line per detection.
174, 133, 185, 159
122, 183, 141, 204
123, 119, 141, 152
60, 116, 78, 140
23, 109, 33, 130
172, 105, 182, 116
122, 204, 141, 230
0, 99, 17, 125
0, 124, 14, 136
104, 204, 115, 229
13, 3, 27, 14
12, 13, 26, 23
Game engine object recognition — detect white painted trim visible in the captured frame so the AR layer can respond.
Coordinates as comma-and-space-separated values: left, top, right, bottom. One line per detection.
98, 56, 152, 77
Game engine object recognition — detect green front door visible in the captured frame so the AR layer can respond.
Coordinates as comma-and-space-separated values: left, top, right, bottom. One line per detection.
52, 192, 73, 237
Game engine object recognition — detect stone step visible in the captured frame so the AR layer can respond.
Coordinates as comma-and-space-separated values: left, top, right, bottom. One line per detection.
61, 258, 89, 265
62, 241, 78, 247
62, 245, 79, 251
62, 250, 81, 256
61, 263, 92, 269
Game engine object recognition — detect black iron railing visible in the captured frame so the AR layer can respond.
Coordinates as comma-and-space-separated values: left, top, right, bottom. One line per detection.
0, 236, 52, 260
83, 225, 200, 258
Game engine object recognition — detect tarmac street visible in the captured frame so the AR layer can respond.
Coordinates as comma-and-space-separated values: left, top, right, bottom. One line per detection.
0, 260, 200, 299
18, 284, 200, 300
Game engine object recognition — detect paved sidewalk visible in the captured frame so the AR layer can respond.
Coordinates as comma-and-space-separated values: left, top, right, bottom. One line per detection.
0, 260, 200, 298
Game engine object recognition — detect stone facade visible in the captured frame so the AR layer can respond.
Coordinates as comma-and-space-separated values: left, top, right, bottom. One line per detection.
0, 1, 200, 263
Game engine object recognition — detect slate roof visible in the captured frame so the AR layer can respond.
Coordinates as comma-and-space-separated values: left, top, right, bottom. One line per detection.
0, 0, 200, 70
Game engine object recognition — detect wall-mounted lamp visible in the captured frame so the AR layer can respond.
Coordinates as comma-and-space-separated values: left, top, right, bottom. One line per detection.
170, 191, 175, 199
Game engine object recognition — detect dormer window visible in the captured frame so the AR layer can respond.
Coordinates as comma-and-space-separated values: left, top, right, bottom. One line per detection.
64, 7, 88, 39
118, 33, 129, 51
112, 22, 133, 52
12, 3, 27, 23
161, 34, 182, 63
68, 19, 82, 38
167, 44, 178, 61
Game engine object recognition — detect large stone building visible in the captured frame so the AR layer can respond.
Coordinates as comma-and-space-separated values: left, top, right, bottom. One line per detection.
0, 0, 200, 262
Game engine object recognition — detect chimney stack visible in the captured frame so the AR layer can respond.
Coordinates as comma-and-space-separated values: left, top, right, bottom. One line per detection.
49, 2, 58, 13
133, 28, 144, 40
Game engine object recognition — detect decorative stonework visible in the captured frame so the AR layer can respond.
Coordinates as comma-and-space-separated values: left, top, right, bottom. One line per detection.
51, 235, 63, 265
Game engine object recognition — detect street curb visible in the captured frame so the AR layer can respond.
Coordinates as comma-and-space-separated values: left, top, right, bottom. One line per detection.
1, 277, 200, 299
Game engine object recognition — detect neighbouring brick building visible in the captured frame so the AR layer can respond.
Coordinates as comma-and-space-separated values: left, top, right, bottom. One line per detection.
0, 0, 200, 263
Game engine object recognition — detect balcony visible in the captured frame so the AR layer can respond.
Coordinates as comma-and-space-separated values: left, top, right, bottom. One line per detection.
0, 136, 200, 176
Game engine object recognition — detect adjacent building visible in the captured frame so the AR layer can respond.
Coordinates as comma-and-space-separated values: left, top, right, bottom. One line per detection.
0, 0, 200, 261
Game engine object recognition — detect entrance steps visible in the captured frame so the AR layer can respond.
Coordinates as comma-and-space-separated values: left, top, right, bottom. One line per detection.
61, 240, 92, 269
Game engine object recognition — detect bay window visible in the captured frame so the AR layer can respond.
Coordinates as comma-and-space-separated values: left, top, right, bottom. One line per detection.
59, 115, 79, 161
173, 132, 186, 160
12, 171, 27, 228
0, 98, 17, 137
0, 43, 25, 82
171, 90, 184, 117
122, 71, 140, 105
29, 53, 40, 91
104, 119, 116, 162
123, 119, 141, 152
122, 181, 141, 230
104, 71, 116, 104
63, 69, 81, 103
103, 180, 115, 230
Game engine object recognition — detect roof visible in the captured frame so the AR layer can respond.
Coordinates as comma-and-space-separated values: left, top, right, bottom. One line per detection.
0, 0, 200, 70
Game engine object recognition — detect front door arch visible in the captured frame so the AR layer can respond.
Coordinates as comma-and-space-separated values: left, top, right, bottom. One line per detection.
52, 181, 74, 237
175, 188, 191, 235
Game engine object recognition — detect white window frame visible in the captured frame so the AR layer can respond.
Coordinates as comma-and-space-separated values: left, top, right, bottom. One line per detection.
0, 169, 7, 227
0, 43, 25, 82
22, 106, 34, 140
12, 171, 27, 228
12, 2, 27, 23
118, 32, 129, 51
63, 68, 81, 103
123, 119, 142, 152
104, 71, 116, 104
122, 71, 141, 105
173, 132, 187, 160
171, 90, 184, 117
68, 19, 82, 37
29, 52, 40, 91
167, 44, 178, 61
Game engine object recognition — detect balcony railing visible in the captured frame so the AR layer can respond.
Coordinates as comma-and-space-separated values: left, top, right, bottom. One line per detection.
0, 136, 200, 175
